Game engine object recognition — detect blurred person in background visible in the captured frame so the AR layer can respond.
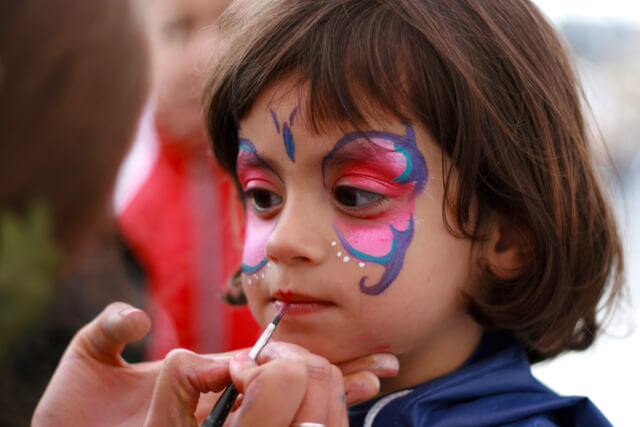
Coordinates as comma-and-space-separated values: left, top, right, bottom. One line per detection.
115, 0, 260, 360
0, 0, 149, 425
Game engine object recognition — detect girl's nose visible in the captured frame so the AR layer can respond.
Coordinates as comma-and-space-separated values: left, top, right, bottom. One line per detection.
264, 202, 327, 266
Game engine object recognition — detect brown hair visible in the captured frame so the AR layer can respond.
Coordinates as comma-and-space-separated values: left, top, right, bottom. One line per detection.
205, 0, 624, 362
0, 0, 149, 264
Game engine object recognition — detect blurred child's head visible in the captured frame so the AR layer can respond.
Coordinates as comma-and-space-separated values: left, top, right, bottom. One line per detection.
0, 0, 149, 266
145, 0, 233, 147
206, 0, 623, 374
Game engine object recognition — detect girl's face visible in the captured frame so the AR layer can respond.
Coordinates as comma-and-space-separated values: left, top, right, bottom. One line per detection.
237, 79, 482, 390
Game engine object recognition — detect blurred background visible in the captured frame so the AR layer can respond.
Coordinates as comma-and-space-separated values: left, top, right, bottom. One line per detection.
530, 1, 640, 426
0, 1, 259, 425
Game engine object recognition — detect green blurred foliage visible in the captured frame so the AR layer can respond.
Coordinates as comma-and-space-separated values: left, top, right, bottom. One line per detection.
0, 201, 60, 366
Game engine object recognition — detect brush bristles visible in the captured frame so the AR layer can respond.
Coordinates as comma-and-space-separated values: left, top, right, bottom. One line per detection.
273, 302, 289, 325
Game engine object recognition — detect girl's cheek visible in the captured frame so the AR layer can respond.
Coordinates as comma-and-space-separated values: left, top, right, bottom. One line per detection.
333, 206, 413, 258
242, 209, 273, 272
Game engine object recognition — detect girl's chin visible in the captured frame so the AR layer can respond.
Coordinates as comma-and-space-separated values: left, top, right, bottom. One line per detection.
274, 335, 364, 363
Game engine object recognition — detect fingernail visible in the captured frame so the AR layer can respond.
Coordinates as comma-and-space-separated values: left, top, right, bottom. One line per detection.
118, 307, 140, 318
232, 351, 253, 365
372, 355, 400, 374
346, 374, 380, 396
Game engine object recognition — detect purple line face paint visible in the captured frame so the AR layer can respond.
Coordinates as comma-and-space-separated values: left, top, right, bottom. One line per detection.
269, 107, 298, 162
323, 123, 428, 295
238, 138, 283, 182
269, 108, 281, 134
288, 107, 298, 125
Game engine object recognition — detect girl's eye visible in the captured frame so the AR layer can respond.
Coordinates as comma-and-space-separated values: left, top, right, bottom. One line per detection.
245, 188, 283, 212
334, 185, 384, 208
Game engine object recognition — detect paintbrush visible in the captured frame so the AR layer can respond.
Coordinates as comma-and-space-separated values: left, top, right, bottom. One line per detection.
202, 302, 289, 427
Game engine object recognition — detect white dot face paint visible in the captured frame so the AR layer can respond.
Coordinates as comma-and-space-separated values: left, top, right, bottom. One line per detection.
331, 241, 337, 247
359, 262, 365, 268
261, 273, 265, 278
343, 256, 350, 263
248, 279, 252, 285
337, 251, 342, 257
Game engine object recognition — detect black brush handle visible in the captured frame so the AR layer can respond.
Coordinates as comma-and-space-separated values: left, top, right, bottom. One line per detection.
202, 382, 238, 427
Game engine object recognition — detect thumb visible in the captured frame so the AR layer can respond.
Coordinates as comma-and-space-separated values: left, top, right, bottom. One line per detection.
71, 302, 151, 366
144, 350, 232, 427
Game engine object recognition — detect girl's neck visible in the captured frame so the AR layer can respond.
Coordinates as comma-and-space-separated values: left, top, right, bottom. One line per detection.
379, 317, 483, 396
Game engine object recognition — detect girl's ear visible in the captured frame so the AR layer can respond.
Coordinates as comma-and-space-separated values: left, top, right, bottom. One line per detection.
483, 213, 531, 280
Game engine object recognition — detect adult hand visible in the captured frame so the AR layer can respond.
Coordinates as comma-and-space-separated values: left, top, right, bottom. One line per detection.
32, 302, 166, 426
145, 342, 399, 426
32, 302, 230, 426
33, 302, 399, 426
214, 342, 399, 427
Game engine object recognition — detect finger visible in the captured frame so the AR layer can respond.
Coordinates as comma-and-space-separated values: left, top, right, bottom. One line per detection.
343, 371, 380, 406
144, 349, 232, 427
228, 351, 307, 427
337, 353, 399, 406
71, 302, 151, 366
301, 362, 348, 427
338, 353, 399, 378
258, 342, 348, 426
192, 349, 247, 420
289, 357, 343, 426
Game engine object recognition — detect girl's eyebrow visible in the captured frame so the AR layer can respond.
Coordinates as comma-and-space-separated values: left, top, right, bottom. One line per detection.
237, 138, 284, 182
322, 139, 396, 170
323, 149, 368, 169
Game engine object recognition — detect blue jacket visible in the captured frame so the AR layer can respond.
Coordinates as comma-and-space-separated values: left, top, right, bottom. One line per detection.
348, 332, 611, 426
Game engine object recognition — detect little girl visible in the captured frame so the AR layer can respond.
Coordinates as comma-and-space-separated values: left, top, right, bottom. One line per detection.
205, 0, 623, 425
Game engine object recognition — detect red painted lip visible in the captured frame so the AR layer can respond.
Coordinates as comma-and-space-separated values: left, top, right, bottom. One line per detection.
272, 290, 334, 314
274, 289, 328, 303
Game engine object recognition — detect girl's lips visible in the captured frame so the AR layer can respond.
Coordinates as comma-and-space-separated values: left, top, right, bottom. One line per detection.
277, 301, 333, 314
272, 291, 334, 315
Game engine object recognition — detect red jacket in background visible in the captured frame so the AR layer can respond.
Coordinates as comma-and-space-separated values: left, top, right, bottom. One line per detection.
117, 115, 260, 359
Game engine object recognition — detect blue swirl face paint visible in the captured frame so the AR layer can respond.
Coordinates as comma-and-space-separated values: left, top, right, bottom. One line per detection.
241, 257, 269, 274
283, 123, 295, 162
334, 218, 415, 295
323, 123, 428, 295
269, 107, 298, 162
